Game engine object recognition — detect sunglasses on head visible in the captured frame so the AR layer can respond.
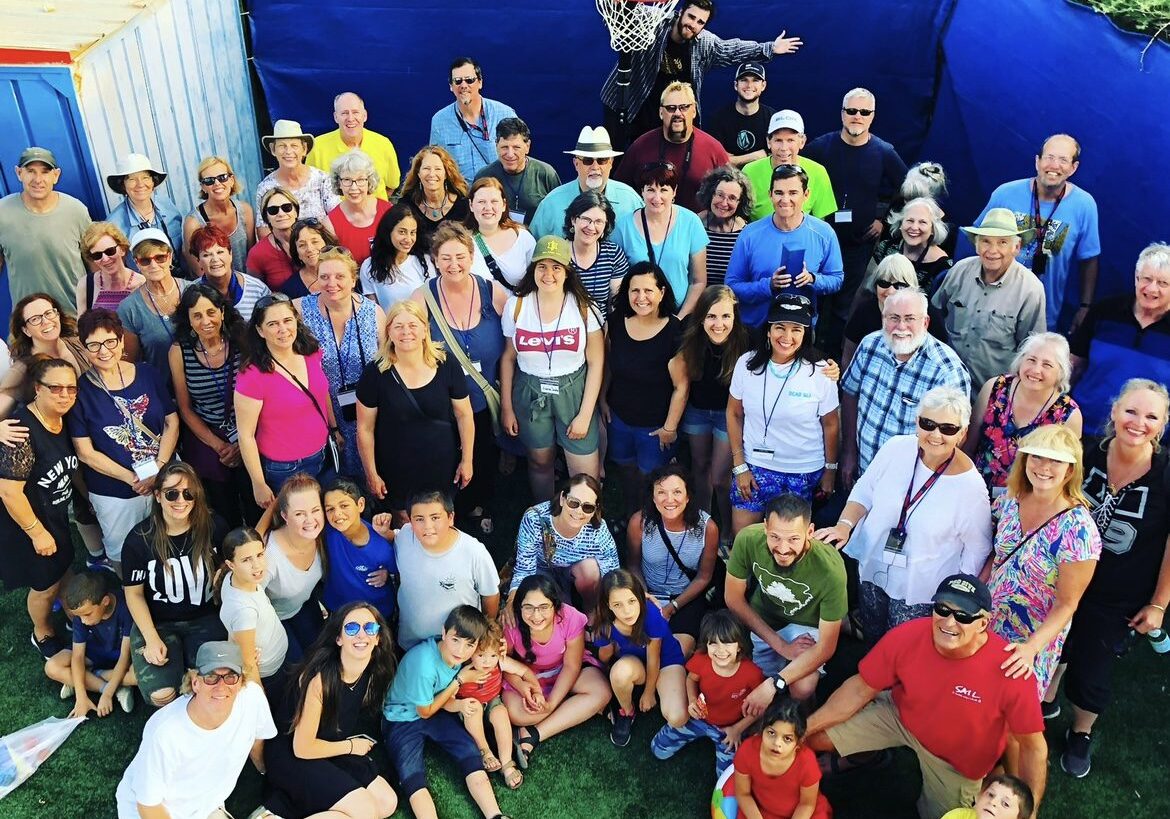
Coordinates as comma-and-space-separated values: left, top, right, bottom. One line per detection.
135, 252, 171, 267
875, 279, 911, 290
563, 495, 597, 515
88, 246, 118, 261
265, 202, 297, 216
162, 488, 195, 502
578, 156, 611, 166
254, 292, 293, 311
201, 671, 241, 686
843, 107, 874, 116
932, 602, 985, 624
199, 172, 233, 187
343, 621, 382, 637
38, 382, 78, 396
918, 416, 963, 436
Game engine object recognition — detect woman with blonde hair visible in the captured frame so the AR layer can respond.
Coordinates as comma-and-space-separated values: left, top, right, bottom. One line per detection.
182, 155, 255, 274
355, 300, 474, 517
399, 145, 470, 252
77, 222, 145, 315
988, 424, 1101, 698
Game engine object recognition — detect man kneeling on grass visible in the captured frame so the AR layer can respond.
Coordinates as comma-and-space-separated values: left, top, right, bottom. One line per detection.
382, 605, 513, 819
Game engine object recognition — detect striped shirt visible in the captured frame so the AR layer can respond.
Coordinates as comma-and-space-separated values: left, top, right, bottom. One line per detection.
641, 510, 711, 597
511, 501, 620, 592
572, 240, 630, 318
180, 343, 240, 439
704, 228, 741, 287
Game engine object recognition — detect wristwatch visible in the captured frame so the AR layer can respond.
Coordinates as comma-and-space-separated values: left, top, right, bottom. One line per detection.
773, 673, 788, 693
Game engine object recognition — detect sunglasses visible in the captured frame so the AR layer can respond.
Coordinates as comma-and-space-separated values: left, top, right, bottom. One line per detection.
201, 671, 242, 686
843, 107, 874, 116
84, 337, 121, 353
38, 382, 78, 396
451, 76, 478, 86
294, 217, 323, 229
578, 156, 611, 166
265, 202, 297, 216
199, 172, 233, 186
563, 495, 597, 515
875, 279, 911, 290
254, 292, 293, 310
162, 488, 196, 502
918, 416, 963, 436
24, 307, 59, 327
135, 252, 171, 267
662, 103, 694, 113
88, 246, 119, 261
343, 621, 382, 637
932, 602, 985, 625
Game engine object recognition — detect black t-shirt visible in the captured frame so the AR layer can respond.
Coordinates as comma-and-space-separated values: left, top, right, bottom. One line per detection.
122, 514, 229, 622
607, 315, 683, 427
690, 339, 732, 411
706, 103, 776, 158
1081, 439, 1170, 611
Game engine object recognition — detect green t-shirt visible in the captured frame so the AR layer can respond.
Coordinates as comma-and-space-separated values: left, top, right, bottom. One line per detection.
743, 155, 838, 222
726, 524, 847, 630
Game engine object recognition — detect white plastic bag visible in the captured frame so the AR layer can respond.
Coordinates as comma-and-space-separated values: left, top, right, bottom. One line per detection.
0, 715, 85, 799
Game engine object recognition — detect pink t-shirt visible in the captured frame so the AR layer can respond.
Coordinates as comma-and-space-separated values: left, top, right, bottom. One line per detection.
235, 349, 331, 461
504, 603, 589, 694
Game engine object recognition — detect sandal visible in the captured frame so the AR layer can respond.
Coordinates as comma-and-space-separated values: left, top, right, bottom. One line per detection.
513, 725, 540, 770
480, 747, 502, 772
501, 759, 524, 789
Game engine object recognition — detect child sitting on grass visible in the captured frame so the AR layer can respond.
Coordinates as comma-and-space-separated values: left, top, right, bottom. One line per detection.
45, 569, 137, 717
456, 619, 538, 790
382, 605, 513, 819
594, 568, 688, 747
941, 774, 1034, 819
734, 697, 832, 819
651, 609, 764, 775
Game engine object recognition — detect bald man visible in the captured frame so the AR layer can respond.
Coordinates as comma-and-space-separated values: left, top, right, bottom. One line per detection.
306, 91, 402, 198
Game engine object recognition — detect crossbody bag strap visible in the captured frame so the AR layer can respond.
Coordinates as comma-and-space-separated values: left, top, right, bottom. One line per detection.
653, 518, 697, 581
272, 358, 330, 429
473, 233, 517, 294
421, 282, 500, 405
994, 507, 1072, 570
639, 208, 657, 266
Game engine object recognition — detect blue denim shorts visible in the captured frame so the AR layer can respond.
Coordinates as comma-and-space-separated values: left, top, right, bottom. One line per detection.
680, 404, 728, 441
608, 411, 676, 473
261, 445, 329, 494
730, 463, 823, 513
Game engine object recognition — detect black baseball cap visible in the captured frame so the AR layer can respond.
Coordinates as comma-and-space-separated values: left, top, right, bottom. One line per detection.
932, 574, 992, 616
736, 62, 766, 81
767, 293, 813, 327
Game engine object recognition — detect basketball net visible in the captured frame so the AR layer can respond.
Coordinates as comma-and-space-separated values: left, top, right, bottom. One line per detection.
595, 0, 680, 53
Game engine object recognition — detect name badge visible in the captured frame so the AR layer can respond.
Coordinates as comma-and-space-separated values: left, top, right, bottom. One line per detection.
337, 389, 358, 407
835, 209, 853, 224
132, 457, 160, 481
509, 210, 527, 225
751, 447, 775, 459
883, 527, 908, 567
539, 381, 560, 395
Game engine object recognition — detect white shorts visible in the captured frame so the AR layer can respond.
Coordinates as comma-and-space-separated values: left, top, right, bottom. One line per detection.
88, 493, 153, 562
751, 623, 822, 679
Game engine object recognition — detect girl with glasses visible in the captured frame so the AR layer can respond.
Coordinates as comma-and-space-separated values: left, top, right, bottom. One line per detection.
322, 149, 391, 267
122, 463, 229, 708
0, 358, 81, 662
246, 187, 301, 290
815, 385, 992, 647
77, 222, 145, 316
563, 190, 629, 318
183, 155, 255, 276
1, 293, 90, 426
261, 602, 398, 819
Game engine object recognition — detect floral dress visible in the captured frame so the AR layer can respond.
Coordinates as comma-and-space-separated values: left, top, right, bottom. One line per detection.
299, 293, 379, 479
975, 375, 1079, 490
989, 495, 1101, 696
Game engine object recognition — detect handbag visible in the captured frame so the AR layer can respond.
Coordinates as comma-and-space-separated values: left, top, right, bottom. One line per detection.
420, 281, 503, 437
272, 358, 340, 474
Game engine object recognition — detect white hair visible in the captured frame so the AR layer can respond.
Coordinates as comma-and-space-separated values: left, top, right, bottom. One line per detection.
1136, 242, 1170, 275
900, 162, 948, 201
917, 385, 972, 428
864, 253, 917, 294
1010, 332, 1072, 394
330, 149, 380, 196
842, 87, 876, 108
881, 287, 928, 316
889, 196, 949, 247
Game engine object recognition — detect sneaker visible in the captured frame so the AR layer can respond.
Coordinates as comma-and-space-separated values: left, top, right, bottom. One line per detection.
610, 708, 635, 747
115, 686, 135, 713
1040, 699, 1061, 720
59, 683, 74, 700
31, 631, 65, 660
86, 553, 115, 573
1061, 729, 1093, 778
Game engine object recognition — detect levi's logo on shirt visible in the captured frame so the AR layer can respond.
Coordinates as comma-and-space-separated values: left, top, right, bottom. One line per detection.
953, 684, 982, 703
514, 327, 581, 352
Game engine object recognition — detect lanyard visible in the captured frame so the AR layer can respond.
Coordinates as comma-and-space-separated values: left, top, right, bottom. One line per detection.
327, 296, 368, 388
502, 164, 529, 211
760, 359, 800, 444
143, 286, 176, 345
658, 134, 694, 188
455, 107, 492, 167
197, 339, 235, 427
1031, 179, 1066, 252
536, 294, 567, 373
437, 277, 477, 355
896, 448, 955, 532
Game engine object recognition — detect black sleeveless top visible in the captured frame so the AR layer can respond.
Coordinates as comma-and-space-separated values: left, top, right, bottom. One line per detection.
607, 315, 683, 427
689, 339, 730, 411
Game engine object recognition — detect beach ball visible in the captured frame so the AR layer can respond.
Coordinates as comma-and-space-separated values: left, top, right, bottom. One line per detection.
710, 763, 737, 818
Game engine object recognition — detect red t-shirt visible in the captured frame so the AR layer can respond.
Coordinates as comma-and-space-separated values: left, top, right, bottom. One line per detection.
245, 237, 296, 290
733, 739, 831, 819
457, 665, 503, 705
858, 618, 1045, 779
686, 653, 765, 728
614, 127, 730, 211
327, 199, 392, 267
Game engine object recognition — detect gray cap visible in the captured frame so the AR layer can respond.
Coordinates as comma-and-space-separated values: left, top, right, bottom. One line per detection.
18, 147, 58, 170
195, 641, 244, 675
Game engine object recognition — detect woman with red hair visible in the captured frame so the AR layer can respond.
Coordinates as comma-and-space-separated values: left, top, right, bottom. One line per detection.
190, 225, 272, 322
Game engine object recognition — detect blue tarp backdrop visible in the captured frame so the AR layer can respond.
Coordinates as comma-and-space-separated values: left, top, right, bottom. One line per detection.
247, 0, 1169, 299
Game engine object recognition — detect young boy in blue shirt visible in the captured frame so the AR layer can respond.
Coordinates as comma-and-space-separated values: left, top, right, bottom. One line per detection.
44, 570, 137, 717
382, 605, 512, 819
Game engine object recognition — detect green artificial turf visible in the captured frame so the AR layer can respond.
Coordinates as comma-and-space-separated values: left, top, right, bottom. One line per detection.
2, 469, 1168, 817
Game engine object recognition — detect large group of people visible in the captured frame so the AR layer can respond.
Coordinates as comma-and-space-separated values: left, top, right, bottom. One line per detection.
0, 3, 1167, 819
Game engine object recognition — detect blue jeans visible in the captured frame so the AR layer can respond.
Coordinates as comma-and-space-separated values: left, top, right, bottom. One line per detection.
608, 410, 676, 472
651, 718, 733, 776
261, 445, 331, 494
383, 711, 483, 796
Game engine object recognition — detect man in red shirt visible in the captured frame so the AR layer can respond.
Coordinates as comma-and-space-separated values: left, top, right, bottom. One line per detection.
804, 574, 1047, 819
614, 81, 729, 211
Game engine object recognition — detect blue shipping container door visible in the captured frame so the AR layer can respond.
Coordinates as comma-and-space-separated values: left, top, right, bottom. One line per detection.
0, 66, 102, 326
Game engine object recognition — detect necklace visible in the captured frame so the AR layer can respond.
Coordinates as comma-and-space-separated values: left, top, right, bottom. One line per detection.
145, 278, 179, 316
422, 192, 448, 219
29, 402, 62, 434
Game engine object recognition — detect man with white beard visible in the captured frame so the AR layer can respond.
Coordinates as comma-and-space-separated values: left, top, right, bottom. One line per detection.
528, 125, 643, 239
839, 288, 970, 487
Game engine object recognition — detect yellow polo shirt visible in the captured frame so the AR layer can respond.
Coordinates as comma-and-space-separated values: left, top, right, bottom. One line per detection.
306, 128, 401, 199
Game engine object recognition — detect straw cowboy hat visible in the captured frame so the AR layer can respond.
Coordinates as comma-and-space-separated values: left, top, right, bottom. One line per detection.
106, 153, 167, 194
961, 207, 1035, 244
262, 120, 315, 155
564, 126, 624, 159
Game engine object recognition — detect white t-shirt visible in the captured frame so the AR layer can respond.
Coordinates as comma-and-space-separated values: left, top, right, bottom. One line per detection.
394, 525, 500, 650
360, 254, 431, 312
263, 535, 323, 621
116, 682, 276, 819
219, 577, 289, 678
502, 291, 601, 378
471, 230, 537, 288
729, 353, 839, 474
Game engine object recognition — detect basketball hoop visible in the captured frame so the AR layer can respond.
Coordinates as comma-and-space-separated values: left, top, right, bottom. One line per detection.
596, 0, 680, 53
